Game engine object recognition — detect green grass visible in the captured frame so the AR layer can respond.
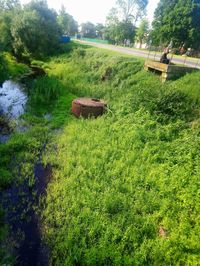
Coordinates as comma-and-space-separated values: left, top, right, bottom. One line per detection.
39, 47, 200, 265
0, 52, 29, 83
0, 45, 200, 265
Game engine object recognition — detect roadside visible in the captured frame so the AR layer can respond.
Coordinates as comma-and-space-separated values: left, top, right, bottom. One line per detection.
75, 39, 200, 69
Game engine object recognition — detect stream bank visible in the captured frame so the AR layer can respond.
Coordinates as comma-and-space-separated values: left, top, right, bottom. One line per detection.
0, 70, 52, 265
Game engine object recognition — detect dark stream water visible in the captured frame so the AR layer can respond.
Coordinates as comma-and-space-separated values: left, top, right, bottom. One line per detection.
0, 76, 51, 265
1, 163, 51, 266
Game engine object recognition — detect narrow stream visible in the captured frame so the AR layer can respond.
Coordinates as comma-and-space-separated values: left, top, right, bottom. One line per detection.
0, 78, 51, 265
1, 163, 51, 266
0, 80, 27, 143
0, 80, 27, 118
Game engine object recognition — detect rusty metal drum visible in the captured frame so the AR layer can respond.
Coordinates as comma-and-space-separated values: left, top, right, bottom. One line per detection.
72, 98, 107, 118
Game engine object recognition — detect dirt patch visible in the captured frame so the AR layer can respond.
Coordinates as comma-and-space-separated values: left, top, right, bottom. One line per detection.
159, 226, 167, 238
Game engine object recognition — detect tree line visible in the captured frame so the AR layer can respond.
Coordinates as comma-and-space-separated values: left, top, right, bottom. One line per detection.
0, 0, 78, 59
1, 0, 200, 60
151, 0, 200, 51
80, 0, 149, 47
81, 0, 200, 52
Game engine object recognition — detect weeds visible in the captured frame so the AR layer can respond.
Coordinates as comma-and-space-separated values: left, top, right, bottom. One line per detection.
0, 53, 28, 83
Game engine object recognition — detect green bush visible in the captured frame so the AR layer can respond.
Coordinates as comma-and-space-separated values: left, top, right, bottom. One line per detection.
0, 53, 28, 83
154, 89, 195, 122
0, 169, 12, 188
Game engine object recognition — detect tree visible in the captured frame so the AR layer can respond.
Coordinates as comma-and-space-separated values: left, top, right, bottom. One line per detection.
190, 0, 200, 49
95, 23, 105, 39
81, 22, 96, 38
0, 0, 20, 11
105, 6, 136, 43
57, 5, 78, 36
105, 0, 147, 44
0, 13, 13, 51
11, 0, 61, 58
104, 9, 119, 42
152, 0, 200, 49
105, 21, 136, 44
116, 0, 148, 24
0, 0, 21, 52
136, 18, 149, 48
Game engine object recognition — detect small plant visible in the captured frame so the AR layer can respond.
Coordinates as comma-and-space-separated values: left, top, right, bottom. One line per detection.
72, 47, 86, 59
29, 76, 64, 104
154, 89, 195, 121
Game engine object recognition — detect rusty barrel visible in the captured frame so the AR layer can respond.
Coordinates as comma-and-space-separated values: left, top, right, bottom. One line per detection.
72, 98, 107, 118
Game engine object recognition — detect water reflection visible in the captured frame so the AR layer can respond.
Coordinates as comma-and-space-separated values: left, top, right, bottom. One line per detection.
0, 80, 27, 143
0, 80, 27, 119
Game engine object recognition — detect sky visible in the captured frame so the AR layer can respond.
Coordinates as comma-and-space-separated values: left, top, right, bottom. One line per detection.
20, 0, 160, 25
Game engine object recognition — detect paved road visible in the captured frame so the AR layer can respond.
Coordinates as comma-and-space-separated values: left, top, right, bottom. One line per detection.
77, 40, 200, 69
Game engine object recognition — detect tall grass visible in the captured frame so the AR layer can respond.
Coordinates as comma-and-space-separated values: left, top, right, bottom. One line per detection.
41, 47, 200, 265
28, 76, 64, 103
0, 53, 28, 83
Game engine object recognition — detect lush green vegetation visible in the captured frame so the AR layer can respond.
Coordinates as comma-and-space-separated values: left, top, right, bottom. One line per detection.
0, 44, 200, 265
104, 0, 148, 44
0, 45, 76, 265
0, 0, 78, 60
152, 0, 200, 49
0, 52, 28, 83
37, 47, 199, 265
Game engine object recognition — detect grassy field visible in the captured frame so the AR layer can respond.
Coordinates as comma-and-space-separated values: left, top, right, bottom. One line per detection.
0, 45, 200, 265
40, 47, 199, 265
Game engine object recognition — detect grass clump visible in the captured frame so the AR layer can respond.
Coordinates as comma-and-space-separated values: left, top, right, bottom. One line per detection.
28, 76, 64, 103
0, 168, 12, 188
0, 53, 28, 84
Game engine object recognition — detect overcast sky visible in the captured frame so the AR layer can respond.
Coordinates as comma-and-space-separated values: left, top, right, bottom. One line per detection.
20, 0, 160, 25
